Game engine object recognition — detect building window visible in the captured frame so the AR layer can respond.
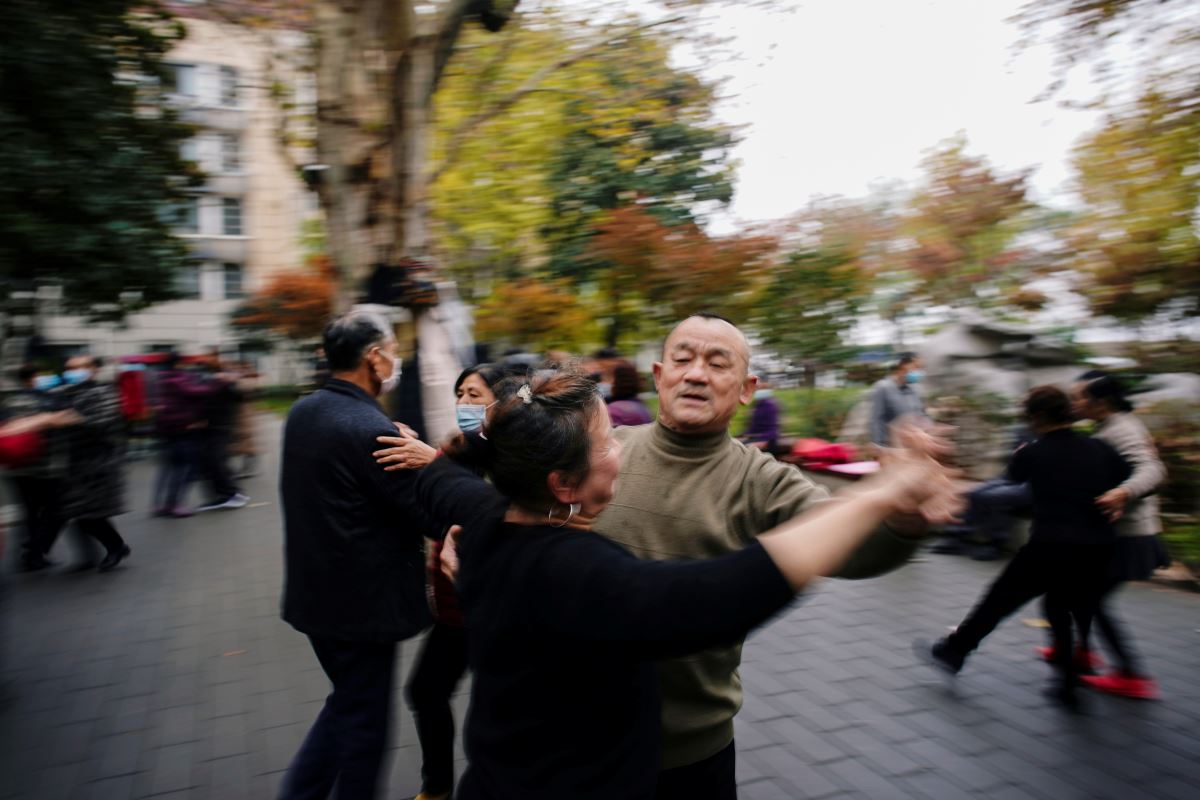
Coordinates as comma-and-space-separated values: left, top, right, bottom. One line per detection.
219, 66, 238, 107
220, 133, 240, 173
180, 137, 199, 164
175, 263, 201, 300
222, 198, 243, 235
169, 63, 197, 98
223, 263, 244, 299
170, 197, 199, 234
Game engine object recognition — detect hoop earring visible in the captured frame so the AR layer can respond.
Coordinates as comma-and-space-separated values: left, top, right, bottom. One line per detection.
547, 502, 579, 528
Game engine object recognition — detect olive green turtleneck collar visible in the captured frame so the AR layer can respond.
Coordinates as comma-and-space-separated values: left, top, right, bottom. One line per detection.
649, 418, 732, 459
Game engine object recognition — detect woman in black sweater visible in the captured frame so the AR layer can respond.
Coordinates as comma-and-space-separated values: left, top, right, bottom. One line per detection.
414, 370, 960, 799
917, 385, 1132, 708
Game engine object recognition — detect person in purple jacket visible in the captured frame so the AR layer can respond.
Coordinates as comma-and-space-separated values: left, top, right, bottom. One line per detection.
739, 380, 781, 454
606, 359, 653, 428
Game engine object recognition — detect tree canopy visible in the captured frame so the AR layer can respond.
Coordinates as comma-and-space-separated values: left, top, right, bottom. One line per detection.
0, 0, 197, 320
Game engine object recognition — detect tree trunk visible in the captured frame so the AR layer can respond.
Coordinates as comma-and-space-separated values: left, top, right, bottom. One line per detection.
314, 0, 407, 310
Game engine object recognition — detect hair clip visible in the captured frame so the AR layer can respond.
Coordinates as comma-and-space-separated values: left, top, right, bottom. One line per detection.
517, 384, 533, 404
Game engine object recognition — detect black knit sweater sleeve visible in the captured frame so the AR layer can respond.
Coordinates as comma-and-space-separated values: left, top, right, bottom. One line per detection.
414, 453, 508, 536
525, 530, 796, 658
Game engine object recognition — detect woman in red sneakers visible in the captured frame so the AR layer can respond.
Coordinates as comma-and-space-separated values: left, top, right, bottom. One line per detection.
1061, 371, 1169, 700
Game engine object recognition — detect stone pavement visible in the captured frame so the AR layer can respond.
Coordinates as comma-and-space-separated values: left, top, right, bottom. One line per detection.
1, 415, 1198, 799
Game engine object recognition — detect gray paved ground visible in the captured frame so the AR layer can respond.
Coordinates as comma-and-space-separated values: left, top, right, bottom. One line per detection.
1, 415, 1198, 799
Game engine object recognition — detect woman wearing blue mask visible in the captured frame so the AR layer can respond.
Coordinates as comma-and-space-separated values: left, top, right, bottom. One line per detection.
372, 362, 512, 800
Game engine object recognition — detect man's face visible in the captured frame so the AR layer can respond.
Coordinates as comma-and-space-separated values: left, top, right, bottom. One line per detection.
365, 337, 400, 397
653, 317, 755, 435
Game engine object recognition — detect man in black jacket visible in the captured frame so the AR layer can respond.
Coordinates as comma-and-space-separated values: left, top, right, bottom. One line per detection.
280, 310, 431, 800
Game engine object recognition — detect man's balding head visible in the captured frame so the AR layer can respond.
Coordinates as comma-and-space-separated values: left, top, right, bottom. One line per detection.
653, 314, 757, 435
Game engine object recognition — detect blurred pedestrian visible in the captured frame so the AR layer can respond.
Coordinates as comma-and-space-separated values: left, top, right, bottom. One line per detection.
372, 361, 511, 800
412, 369, 957, 799
279, 310, 434, 800
1059, 371, 1169, 700
194, 352, 248, 512
150, 352, 209, 517
230, 362, 260, 479
594, 314, 941, 799
738, 379, 781, 454
868, 352, 927, 449
917, 386, 1130, 709
931, 424, 1035, 561
49, 356, 132, 573
2, 365, 76, 570
606, 360, 652, 427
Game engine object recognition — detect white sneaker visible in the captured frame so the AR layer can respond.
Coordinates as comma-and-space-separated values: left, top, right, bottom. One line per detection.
197, 493, 249, 512
222, 493, 249, 509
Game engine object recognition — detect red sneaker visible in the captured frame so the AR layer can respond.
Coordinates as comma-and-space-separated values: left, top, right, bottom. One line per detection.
1082, 672, 1161, 700
1035, 646, 1105, 672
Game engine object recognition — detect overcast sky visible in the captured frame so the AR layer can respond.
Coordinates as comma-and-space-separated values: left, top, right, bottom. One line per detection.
686, 0, 1101, 226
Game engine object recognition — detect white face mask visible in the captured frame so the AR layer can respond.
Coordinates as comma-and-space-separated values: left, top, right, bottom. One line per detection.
378, 350, 402, 395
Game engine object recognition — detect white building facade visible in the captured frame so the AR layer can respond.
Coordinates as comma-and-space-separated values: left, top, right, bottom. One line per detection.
38, 16, 318, 384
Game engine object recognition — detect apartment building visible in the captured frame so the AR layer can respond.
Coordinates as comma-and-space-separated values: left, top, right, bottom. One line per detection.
38, 14, 318, 383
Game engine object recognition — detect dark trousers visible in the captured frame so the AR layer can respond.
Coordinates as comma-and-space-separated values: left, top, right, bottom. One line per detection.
198, 429, 239, 502
655, 739, 737, 800
10, 475, 64, 555
152, 433, 197, 511
1078, 578, 1141, 674
280, 636, 398, 800
946, 541, 1111, 687
404, 622, 468, 796
75, 518, 126, 555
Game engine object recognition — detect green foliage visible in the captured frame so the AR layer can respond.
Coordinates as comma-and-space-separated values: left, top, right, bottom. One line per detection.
1066, 90, 1200, 324
0, 0, 198, 320
755, 248, 868, 381
895, 134, 1036, 315
430, 8, 738, 335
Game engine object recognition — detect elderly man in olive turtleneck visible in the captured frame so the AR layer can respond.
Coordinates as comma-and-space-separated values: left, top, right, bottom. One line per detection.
594, 312, 938, 800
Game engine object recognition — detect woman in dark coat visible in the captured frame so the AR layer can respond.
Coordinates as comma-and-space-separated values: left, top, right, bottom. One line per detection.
58, 355, 131, 572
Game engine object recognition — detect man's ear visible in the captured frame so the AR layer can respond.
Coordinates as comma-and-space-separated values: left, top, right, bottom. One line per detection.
547, 470, 579, 505
651, 361, 663, 394
739, 374, 759, 405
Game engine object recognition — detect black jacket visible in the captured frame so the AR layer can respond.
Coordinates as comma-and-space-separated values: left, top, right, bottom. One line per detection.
281, 379, 434, 642
1006, 427, 1132, 545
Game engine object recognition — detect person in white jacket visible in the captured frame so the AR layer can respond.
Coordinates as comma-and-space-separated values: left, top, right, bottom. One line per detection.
1056, 370, 1169, 700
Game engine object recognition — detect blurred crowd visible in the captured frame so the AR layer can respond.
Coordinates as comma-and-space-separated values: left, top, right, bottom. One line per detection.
0, 350, 260, 574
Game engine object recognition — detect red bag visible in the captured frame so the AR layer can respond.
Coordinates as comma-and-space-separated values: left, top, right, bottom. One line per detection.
0, 430, 45, 468
789, 438, 857, 468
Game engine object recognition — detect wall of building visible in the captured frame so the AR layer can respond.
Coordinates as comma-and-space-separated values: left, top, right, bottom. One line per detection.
40, 18, 318, 384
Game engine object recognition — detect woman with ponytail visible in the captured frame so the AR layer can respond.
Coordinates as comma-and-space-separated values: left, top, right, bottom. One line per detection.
413, 368, 960, 799
1056, 371, 1169, 700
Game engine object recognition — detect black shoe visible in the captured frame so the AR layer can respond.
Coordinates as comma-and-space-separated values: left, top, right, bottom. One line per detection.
98, 545, 131, 573
931, 539, 967, 555
914, 637, 965, 676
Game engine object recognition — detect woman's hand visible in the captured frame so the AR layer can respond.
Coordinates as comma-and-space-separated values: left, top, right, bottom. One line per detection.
374, 430, 437, 471
1095, 487, 1130, 522
441, 525, 462, 582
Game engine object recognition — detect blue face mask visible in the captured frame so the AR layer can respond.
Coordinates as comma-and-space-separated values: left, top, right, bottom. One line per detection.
33, 374, 62, 391
63, 368, 91, 385
456, 404, 488, 433
905, 370, 924, 385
